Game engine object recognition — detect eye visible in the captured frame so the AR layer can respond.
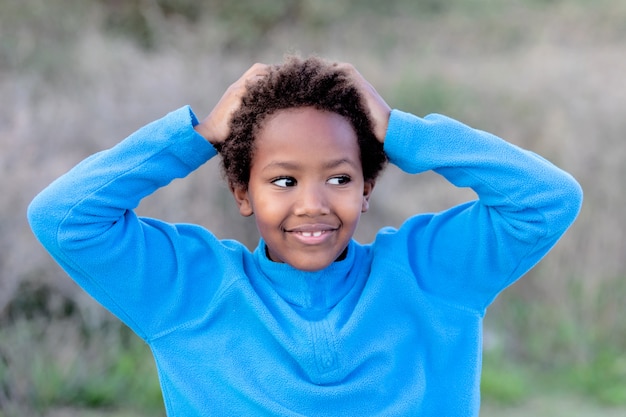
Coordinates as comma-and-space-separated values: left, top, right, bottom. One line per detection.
327, 175, 351, 185
272, 177, 297, 187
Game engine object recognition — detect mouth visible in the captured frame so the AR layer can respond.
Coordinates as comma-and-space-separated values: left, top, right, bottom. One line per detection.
298, 230, 326, 238
286, 224, 338, 244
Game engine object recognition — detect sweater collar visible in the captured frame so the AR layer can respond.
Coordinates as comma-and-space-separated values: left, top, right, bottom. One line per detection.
253, 239, 358, 310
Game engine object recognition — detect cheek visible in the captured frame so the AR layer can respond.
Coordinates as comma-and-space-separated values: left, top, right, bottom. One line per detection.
252, 193, 285, 225
335, 193, 366, 220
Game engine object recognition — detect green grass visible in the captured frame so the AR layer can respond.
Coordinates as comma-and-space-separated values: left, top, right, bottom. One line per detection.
480, 351, 530, 405
0, 317, 165, 416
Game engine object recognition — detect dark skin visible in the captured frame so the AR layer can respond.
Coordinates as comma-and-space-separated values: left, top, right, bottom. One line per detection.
193, 62, 392, 270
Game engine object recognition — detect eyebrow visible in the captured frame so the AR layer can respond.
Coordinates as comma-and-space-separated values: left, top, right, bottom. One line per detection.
262, 158, 360, 172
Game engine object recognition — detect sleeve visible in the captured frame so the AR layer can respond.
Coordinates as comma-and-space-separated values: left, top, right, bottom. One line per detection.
379, 109, 583, 312
27, 106, 230, 340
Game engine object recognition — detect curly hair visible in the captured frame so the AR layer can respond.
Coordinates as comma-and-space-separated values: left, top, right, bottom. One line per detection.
214, 55, 388, 190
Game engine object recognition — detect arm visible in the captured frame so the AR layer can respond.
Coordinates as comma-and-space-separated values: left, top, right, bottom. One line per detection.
382, 110, 583, 311
27, 64, 270, 339
345, 64, 582, 310
27, 107, 222, 338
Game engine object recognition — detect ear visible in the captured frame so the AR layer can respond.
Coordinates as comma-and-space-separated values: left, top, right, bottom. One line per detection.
230, 184, 254, 217
361, 180, 375, 213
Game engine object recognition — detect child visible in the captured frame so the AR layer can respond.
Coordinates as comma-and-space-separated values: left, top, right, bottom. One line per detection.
28, 56, 582, 416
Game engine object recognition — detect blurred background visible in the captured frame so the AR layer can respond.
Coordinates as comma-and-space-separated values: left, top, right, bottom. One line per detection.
1, 0, 625, 416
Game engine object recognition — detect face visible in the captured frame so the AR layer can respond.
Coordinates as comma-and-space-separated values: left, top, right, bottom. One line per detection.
232, 107, 374, 271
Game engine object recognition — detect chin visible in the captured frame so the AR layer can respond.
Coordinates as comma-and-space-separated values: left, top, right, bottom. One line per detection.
283, 255, 336, 272
271, 246, 347, 272
290, 261, 333, 272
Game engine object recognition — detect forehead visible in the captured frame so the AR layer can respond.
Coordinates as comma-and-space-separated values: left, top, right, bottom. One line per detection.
253, 107, 360, 168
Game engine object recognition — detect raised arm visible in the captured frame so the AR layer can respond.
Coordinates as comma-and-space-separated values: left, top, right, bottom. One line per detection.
27, 65, 269, 339
381, 110, 583, 311
27, 107, 220, 338
344, 63, 582, 310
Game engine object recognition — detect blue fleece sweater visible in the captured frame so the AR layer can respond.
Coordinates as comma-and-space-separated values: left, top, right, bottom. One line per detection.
28, 107, 582, 416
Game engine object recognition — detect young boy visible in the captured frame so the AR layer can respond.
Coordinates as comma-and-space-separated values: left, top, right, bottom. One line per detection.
28, 56, 582, 416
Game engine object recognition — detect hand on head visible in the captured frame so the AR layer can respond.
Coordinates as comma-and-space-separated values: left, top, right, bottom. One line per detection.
334, 63, 391, 143
195, 59, 391, 145
195, 63, 270, 145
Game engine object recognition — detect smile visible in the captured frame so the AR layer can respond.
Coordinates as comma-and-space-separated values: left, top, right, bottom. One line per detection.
287, 225, 337, 245
299, 231, 325, 238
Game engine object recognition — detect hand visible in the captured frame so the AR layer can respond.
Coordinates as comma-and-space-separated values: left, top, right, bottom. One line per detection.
337, 63, 391, 143
195, 63, 270, 144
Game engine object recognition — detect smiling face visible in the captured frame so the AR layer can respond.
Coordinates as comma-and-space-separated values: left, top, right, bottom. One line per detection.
231, 107, 374, 271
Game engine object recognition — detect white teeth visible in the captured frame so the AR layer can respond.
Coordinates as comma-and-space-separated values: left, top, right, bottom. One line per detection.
301, 231, 324, 237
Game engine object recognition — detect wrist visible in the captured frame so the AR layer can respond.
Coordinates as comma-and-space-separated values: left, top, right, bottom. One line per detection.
193, 122, 215, 143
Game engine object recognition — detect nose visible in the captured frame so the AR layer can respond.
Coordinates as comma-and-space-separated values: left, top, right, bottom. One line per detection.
293, 183, 330, 217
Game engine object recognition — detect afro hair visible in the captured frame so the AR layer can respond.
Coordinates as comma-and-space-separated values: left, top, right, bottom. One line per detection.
214, 55, 387, 189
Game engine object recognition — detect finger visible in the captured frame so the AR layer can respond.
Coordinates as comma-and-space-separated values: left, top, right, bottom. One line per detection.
335, 63, 390, 143
242, 63, 270, 81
